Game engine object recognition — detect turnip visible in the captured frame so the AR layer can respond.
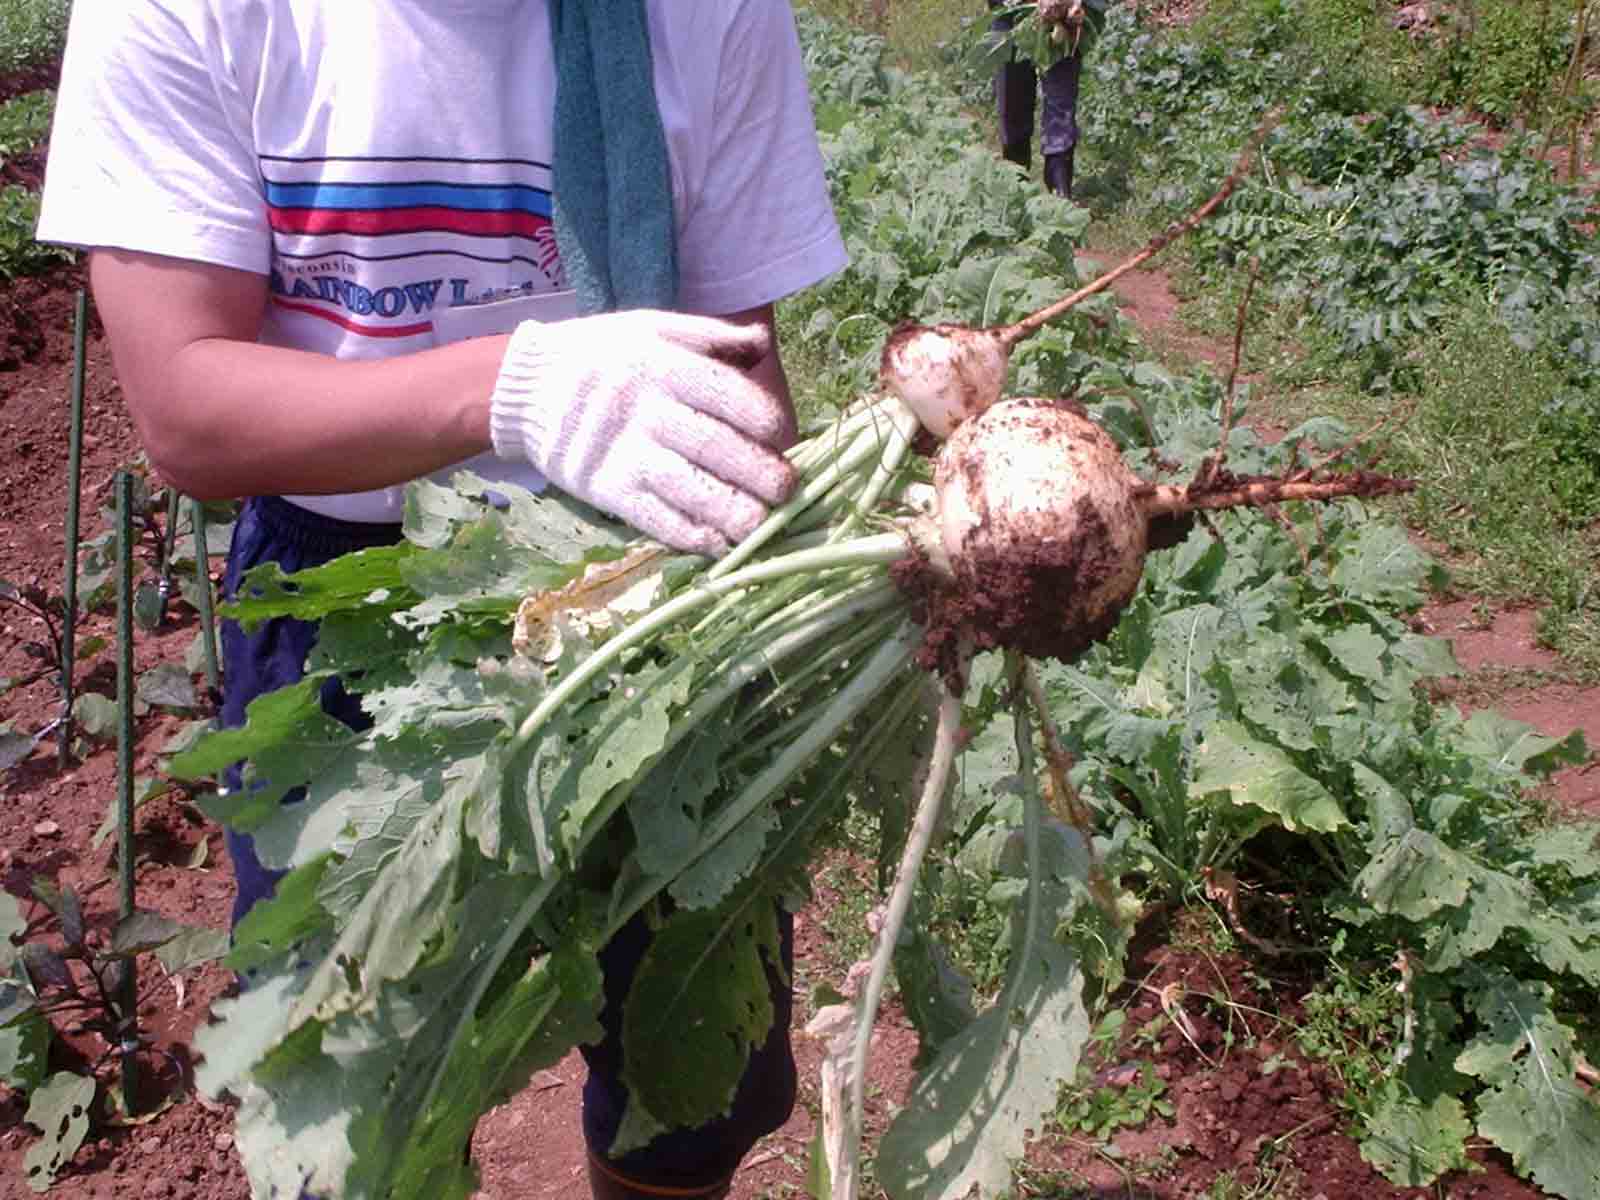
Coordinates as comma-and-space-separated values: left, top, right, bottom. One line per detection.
895, 395, 1415, 682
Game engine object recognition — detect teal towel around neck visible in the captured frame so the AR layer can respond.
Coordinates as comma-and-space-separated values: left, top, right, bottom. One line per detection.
549, 0, 679, 315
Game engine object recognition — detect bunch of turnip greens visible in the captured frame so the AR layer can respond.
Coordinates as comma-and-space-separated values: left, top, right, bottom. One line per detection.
172, 396, 941, 1200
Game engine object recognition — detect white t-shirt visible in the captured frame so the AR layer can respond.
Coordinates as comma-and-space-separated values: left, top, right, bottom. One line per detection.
38, 0, 847, 521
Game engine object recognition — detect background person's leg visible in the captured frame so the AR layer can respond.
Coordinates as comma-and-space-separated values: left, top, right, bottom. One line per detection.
1039, 49, 1083, 196
218, 496, 402, 934
990, 1, 1037, 168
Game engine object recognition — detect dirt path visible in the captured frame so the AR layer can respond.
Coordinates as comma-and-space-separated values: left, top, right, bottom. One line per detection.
1096, 255, 1600, 818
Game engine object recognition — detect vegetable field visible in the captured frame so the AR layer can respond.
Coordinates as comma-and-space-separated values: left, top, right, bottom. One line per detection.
3, 3, 1600, 1200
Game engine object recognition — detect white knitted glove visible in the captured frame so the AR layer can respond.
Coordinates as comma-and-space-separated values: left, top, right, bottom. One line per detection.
489, 310, 798, 557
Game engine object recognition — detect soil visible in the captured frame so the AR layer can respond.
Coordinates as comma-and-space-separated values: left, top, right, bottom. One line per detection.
3, 49, 1599, 1200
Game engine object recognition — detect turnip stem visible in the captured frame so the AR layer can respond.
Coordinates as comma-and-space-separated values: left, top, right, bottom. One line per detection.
1142, 472, 1415, 518
509, 533, 910, 758
826, 397, 922, 542
605, 625, 924, 943
843, 683, 965, 1195
1020, 661, 1122, 918
710, 415, 910, 579
999, 110, 1281, 349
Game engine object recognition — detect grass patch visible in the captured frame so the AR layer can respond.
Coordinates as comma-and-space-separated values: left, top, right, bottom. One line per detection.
803, 0, 979, 74
1246, 305, 1600, 674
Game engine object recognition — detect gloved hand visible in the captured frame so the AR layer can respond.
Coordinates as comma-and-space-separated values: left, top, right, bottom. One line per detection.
488, 310, 798, 557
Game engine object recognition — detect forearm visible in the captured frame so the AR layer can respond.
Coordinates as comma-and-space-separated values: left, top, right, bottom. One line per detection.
134, 333, 507, 500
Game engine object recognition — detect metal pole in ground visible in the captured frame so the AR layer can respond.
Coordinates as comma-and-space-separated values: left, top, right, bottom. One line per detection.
157, 487, 181, 626
188, 498, 221, 697
58, 290, 88, 769
114, 470, 140, 1111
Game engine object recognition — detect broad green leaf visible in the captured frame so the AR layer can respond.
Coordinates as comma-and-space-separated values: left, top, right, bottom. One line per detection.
136, 661, 197, 710
402, 478, 494, 549
155, 925, 230, 975
224, 543, 416, 630
1456, 972, 1571, 1085
1191, 720, 1348, 833
877, 746, 1091, 1200
0, 1009, 49, 1092
219, 886, 603, 1200
22, 1072, 95, 1192
1328, 524, 1440, 608
1350, 762, 1414, 843
250, 735, 434, 873
627, 720, 729, 876
0, 894, 26, 963
447, 471, 631, 563
1525, 824, 1600, 877
351, 935, 604, 1200
893, 925, 978, 1068
0, 726, 33, 771
1391, 631, 1459, 680
1457, 709, 1589, 779
1360, 1092, 1473, 1187
287, 792, 469, 1029
109, 909, 187, 957
1322, 624, 1388, 685
1460, 973, 1600, 1200
1214, 634, 1352, 752
1477, 1075, 1600, 1200
171, 676, 326, 780
396, 532, 549, 631
226, 856, 335, 976
1357, 829, 1472, 921
620, 898, 782, 1137
72, 692, 120, 741
545, 657, 695, 856
877, 924, 1088, 1200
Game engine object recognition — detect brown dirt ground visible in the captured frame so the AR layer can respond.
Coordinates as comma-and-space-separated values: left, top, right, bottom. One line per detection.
3, 51, 1598, 1200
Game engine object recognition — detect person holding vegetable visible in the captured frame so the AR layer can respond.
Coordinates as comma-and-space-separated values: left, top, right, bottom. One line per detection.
36, 2, 846, 1198
986, 0, 1109, 198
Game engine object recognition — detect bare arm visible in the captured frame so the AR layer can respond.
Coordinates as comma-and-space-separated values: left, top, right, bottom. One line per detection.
89, 248, 794, 501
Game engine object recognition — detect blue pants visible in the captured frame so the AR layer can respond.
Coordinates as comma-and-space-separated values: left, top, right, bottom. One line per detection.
220, 495, 796, 1190
989, 2, 1083, 156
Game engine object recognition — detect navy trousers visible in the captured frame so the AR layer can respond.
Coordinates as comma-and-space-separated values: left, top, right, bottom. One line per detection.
989, 1, 1083, 156
220, 495, 796, 1189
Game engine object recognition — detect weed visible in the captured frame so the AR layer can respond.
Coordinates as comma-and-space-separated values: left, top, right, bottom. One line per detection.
0, 89, 53, 163
1292, 935, 1403, 1119
2, 879, 226, 1190
0, 0, 69, 77
1054, 1059, 1175, 1140
812, 851, 880, 979
0, 183, 70, 279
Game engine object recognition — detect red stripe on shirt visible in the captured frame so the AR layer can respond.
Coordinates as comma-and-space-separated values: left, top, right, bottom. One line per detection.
269, 205, 550, 239
272, 297, 434, 340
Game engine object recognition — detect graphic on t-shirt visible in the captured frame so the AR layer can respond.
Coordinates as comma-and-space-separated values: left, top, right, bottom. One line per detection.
261, 154, 564, 340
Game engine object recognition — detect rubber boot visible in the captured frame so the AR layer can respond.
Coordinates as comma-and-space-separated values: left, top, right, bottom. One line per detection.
586, 1156, 731, 1200
1001, 139, 1031, 171
1044, 149, 1075, 198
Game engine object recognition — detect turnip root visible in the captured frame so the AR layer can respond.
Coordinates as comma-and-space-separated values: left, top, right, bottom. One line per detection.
898, 396, 1416, 682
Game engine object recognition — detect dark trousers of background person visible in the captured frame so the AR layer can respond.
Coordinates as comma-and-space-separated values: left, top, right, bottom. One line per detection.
988, 0, 1083, 196
220, 494, 796, 1200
